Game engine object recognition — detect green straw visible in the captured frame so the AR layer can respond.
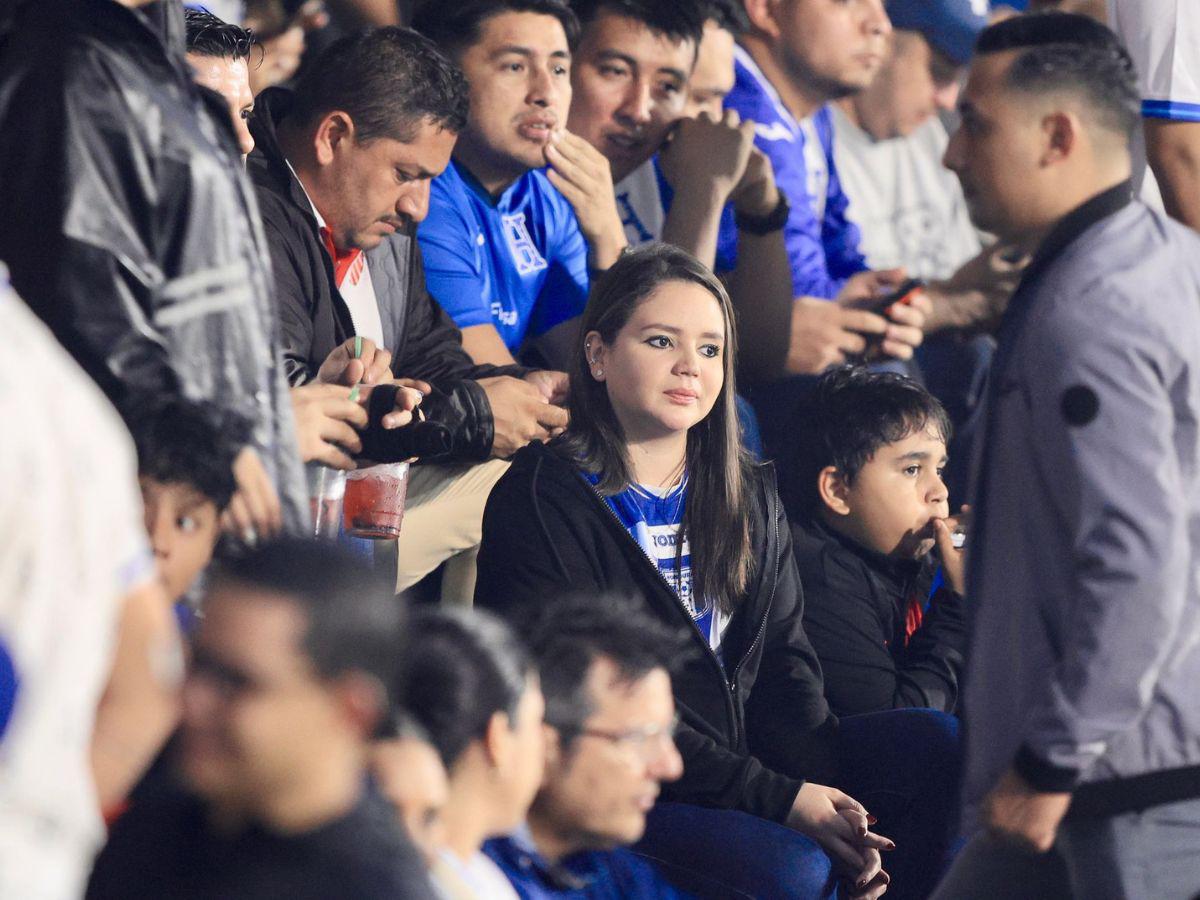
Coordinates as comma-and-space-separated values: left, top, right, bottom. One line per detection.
349, 336, 363, 402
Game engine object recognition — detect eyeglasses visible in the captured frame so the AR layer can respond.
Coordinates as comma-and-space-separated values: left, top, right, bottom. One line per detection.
575, 713, 681, 761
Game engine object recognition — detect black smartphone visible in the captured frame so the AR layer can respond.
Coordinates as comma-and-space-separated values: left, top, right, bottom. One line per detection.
865, 277, 925, 315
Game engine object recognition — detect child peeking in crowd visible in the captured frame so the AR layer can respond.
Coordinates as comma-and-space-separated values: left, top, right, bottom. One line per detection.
132, 398, 241, 622
789, 367, 968, 718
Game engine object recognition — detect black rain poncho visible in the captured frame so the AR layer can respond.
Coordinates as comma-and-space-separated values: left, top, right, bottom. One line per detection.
0, 0, 307, 531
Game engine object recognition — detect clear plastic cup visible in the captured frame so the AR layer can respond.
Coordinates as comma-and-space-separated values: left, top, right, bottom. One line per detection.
306, 463, 347, 540
343, 461, 410, 540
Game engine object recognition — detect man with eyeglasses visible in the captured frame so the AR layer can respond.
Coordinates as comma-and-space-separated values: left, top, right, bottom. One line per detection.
482, 596, 692, 898
87, 540, 437, 900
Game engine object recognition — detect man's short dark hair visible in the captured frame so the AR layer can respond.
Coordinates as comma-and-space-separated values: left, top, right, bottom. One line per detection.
789, 367, 952, 518
129, 397, 242, 511
975, 11, 1139, 140
519, 595, 686, 743
414, 0, 581, 57
289, 26, 469, 143
212, 539, 405, 694
184, 7, 255, 61
571, 0, 705, 49
402, 607, 535, 769
697, 0, 747, 36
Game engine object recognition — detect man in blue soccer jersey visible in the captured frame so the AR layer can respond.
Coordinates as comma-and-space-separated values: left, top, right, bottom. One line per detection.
567, 0, 930, 382
1108, 0, 1200, 231
727, 0, 917, 305
415, 0, 628, 370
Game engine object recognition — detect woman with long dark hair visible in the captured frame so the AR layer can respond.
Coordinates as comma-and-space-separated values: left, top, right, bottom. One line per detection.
475, 244, 900, 898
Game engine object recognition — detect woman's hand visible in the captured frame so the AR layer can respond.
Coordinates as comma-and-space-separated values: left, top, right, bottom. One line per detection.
786, 783, 894, 894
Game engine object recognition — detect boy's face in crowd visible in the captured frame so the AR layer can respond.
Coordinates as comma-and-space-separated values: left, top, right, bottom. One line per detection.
320, 118, 457, 251
827, 425, 950, 559
684, 19, 737, 120
855, 31, 962, 139
140, 478, 221, 601
943, 49, 1042, 241
187, 52, 256, 158
589, 282, 726, 445
372, 735, 449, 864
178, 587, 358, 813
454, 11, 573, 180
774, 0, 891, 101
534, 659, 682, 850
567, 11, 695, 182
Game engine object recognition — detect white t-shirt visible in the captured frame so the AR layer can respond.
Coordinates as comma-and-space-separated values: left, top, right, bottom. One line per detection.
433, 848, 521, 900
0, 277, 154, 899
832, 106, 981, 280
287, 160, 386, 346
613, 158, 666, 248
1108, 0, 1200, 197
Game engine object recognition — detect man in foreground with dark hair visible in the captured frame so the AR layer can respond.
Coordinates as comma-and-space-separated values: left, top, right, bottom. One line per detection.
485, 596, 845, 899
482, 595, 694, 898
87, 540, 437, 899
248, 26, 560, 601
931, 13, 1200, 898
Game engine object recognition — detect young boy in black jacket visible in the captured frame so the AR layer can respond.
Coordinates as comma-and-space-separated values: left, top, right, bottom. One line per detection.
788, 367, 968, 717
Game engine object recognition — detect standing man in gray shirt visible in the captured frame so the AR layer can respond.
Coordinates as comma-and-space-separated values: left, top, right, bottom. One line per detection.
932, 13, 1200, 900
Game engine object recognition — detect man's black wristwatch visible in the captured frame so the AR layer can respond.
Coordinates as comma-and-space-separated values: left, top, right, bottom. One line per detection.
734, 192, 790, 235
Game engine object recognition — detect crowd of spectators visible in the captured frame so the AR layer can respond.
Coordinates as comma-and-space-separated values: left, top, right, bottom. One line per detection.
1, 0, 1199, 898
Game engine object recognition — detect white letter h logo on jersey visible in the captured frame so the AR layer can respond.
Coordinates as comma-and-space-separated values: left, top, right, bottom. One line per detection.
502, 213, 549, 276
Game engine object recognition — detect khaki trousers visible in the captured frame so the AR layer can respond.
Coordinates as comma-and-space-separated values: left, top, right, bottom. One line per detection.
392, 459, 509, 606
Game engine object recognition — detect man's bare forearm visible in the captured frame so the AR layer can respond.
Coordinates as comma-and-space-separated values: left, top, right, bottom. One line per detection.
1145, 118, 1200, 231
727, 229, 794, 385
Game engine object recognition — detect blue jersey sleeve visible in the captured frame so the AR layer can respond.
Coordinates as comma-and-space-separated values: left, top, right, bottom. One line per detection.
817, 110, 868, 283
417, 176, 494, 329
528, 199, 590, 338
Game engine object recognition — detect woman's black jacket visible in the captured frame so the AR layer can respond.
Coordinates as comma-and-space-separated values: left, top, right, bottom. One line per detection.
475, 441, 839, 824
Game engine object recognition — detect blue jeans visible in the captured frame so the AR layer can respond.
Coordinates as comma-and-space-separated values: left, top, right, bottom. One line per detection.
835, 709, 963, 900
636, 803, 835, 899
635, 710, 961, 899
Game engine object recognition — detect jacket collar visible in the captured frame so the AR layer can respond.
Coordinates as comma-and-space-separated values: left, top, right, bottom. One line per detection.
1017, 179, 1134, 295
246, 87, 322, 230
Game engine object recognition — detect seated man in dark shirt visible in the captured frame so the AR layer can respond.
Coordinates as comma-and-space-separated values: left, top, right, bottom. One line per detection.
87, 540, 436, 900
483, 597, 696, 899
246, 27, 570, 601
789, 366, 968, 717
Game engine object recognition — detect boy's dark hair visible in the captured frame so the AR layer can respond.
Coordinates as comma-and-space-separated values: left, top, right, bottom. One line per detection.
571, 0, 705, 48
184, 7, 255, 61
975, 12, 1139, 140
212, 539, 405, 692
790, 367, 952, 518
696, 0, 747, 36
289, 26, 469, 143
415, 0, 580, 56
130, 397, 241, 511
518, 594, 686, 745
402, 607, 535, 769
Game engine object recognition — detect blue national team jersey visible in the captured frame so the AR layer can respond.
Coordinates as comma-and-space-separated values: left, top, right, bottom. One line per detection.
720, 45, 867, 299
586, 473, 725, 652
418, 161, 591, 352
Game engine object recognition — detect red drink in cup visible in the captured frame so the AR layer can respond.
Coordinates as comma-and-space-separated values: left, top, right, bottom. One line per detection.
343, 462, 409, 539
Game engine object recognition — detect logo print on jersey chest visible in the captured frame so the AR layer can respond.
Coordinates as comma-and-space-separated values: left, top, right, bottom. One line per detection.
501, 213, 548, 276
